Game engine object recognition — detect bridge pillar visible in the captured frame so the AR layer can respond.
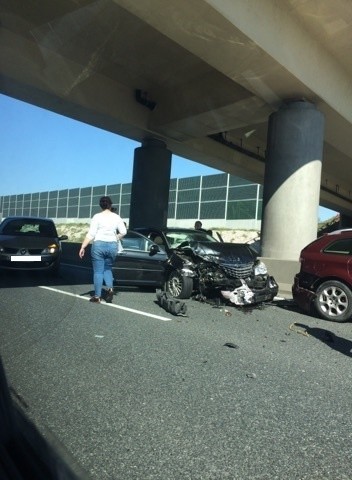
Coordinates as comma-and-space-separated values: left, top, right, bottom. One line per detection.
129, 138, 171, 229
260, 100, 325, 294
339, 213, 352, 229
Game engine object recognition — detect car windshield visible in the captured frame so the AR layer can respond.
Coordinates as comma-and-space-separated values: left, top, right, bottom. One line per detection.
165, 229, 218, 248
1, 220, 56, 237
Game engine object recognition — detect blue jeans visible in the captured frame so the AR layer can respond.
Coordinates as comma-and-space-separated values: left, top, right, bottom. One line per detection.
91, 241, 118, 297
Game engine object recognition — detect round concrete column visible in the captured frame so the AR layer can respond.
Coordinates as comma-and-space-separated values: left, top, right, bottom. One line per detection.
261, 100, 324, 261
129, 138, 172, 229
339, 213, 352, 229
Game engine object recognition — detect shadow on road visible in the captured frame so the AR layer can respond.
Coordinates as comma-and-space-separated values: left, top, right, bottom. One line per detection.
295, 323, 352, 358
272, 298, 305, 313
0, 267, 92, 289
272, 298, 321, 321
0, 267, 157, 299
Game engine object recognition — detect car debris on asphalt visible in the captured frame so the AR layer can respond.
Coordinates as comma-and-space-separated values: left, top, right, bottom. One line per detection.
156, 290, 188, 316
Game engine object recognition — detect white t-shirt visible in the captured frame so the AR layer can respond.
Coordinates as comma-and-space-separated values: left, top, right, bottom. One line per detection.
87, 211, 127, 243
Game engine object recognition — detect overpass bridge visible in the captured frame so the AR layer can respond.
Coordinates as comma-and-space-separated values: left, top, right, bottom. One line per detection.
1, 0, 352, 291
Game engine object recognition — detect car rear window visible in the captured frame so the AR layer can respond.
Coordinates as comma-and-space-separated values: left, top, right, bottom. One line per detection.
323, 238, 352, 255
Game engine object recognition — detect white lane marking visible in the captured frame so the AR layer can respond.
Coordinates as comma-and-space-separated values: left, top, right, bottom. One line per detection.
61, 262, 91, 270
39, 286, 172, 321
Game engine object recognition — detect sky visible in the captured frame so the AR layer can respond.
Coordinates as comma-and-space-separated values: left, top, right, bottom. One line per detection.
1, 93, 336, 222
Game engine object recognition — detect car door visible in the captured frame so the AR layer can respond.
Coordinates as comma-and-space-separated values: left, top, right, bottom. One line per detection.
113, 231, 168, 286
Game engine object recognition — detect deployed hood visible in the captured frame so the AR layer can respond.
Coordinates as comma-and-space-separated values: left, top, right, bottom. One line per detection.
188, 241, 256, 264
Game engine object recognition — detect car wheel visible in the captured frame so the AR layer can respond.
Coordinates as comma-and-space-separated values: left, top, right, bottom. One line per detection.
166, 270, 193, 299
314, 280, 352, 322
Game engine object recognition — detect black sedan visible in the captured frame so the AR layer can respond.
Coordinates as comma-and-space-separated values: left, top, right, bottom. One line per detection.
0, 216, 68, 273
115, 227, 278, 305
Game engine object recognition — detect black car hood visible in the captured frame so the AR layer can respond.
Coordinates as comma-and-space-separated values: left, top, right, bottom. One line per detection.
188, 241, 256, 264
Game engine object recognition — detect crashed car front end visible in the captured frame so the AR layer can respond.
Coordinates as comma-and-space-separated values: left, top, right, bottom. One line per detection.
198, 257, 278, 305
169, 241, 278, 305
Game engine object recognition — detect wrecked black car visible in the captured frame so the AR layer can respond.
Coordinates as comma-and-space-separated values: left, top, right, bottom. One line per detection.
133, 227, 278, 305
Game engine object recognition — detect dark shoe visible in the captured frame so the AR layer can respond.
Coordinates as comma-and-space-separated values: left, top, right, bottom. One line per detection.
90, 296, 101, 303
105, 288, 114, 303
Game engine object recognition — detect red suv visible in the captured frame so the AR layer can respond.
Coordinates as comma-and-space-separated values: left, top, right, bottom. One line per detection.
292, 229, 352, 322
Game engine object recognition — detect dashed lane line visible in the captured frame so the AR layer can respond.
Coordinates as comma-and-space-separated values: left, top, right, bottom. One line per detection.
39, 286, 172, 321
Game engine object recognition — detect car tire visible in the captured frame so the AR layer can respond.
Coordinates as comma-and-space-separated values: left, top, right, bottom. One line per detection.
166, 270, 193, 299
314, 280, 352, 322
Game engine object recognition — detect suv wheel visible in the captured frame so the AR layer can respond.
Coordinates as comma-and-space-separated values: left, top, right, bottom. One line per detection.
314, 280, 352, 322
166, 270, 193, 299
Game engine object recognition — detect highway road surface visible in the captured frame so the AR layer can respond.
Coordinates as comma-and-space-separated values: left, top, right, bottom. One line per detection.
0, 262, 351, 480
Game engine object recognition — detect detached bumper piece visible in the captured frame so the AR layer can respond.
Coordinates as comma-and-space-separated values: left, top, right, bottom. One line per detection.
156, 291, 187, 316
221, 276, 278, 306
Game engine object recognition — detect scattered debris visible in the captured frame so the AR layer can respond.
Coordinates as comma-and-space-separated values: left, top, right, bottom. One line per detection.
289, 322, 309, 337
192, 293, 208, 303
246, 373, 257, 379
223, 342, 239, 349
156, 290, 187, 316
221, 280, 255, 305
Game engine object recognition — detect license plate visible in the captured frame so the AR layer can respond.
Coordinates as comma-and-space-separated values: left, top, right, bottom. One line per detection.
11, 256, 41, 262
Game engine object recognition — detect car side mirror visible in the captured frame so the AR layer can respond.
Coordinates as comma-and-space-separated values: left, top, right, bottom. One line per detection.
149, 244, 160, 255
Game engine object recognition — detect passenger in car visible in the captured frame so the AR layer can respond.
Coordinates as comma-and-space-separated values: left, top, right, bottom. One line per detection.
194, 220, 205, 231
149, 233, 165, 250
194, 220, 213, 237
